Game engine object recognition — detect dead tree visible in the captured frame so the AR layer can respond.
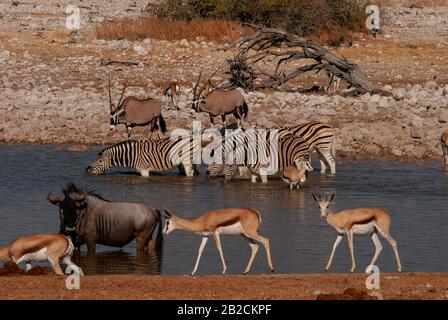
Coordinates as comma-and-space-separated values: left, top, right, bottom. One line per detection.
223, 24, 390, 96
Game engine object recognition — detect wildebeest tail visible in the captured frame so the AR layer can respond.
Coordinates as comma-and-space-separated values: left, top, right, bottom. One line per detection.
155, 209, 164, 250
0, 245, 9, 261
242, 101, 249, 120
158, 114, 167, 134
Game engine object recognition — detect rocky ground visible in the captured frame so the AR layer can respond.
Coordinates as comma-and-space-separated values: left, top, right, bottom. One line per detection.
0, 1, 447, 161
0, 269, 447, 300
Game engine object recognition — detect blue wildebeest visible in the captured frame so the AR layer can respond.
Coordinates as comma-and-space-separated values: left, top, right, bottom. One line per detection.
47, 183, 163, 255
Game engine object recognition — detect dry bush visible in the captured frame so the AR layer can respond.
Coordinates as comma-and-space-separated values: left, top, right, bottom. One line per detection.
368, 0, 448, 7
95, 16, 249, 42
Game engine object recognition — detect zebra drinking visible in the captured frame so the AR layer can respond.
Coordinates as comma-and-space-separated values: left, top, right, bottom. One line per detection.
207, 129, 312, 184
86, 138, 199, 177
278, 121, 336, 175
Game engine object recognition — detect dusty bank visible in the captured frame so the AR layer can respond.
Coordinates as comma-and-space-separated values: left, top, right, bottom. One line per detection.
0, 1, 447, 161
0, 272, 447, 300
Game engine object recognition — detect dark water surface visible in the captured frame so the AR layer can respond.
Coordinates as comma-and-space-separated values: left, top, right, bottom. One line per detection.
1, 144, 447, 275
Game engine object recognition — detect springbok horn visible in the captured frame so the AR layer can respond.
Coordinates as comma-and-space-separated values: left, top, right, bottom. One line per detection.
115, 80, 128, 112
193, 70, 203, 99
163, 207, 173, 217
108, 75, 113, 112
47, 192, 64, 203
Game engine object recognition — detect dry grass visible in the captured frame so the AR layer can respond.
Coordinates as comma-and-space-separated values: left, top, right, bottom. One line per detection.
369, 0, 448, 7
95, 17, 250, 42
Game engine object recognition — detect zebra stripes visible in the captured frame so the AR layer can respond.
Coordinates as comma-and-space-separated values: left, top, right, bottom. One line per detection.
86, 138, 199, 177
278, 121, 336, 174
207, 129, 313, 183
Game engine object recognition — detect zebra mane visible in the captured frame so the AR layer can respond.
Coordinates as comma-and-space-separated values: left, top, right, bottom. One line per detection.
98, 140, 138, 156
62, 183, 110, 202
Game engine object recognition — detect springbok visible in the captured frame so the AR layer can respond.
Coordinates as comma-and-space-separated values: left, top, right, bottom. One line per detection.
108, 76, 166, 139
313, 194, 402, 273
440, 129, 448, 166
191, 71, 248, 128
0, 233, 83, 276
163, 81, 182, 110
163, 207, 274, 275
281, 166, 308, 190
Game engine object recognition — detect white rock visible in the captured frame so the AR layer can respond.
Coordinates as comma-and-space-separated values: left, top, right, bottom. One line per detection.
370, 94, 381, 103
424, 80, 438, 91
133, 45, 148, 55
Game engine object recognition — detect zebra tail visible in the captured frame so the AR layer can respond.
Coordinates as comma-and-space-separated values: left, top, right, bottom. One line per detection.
158, 114, 167, 134
242, 101, 249, 120
154, 210, 164, 250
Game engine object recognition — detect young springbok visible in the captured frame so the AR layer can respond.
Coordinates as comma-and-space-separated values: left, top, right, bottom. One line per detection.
0, 233, 83, 276
313, 194, 402, 273
440, 129, 448, 167
163, 207, 274, 275
281, 165, 308, 190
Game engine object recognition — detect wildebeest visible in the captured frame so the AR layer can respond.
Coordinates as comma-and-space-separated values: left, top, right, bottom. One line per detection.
191, 71, 248, 128
108, 76, 167, 139
47, 183, 163, 255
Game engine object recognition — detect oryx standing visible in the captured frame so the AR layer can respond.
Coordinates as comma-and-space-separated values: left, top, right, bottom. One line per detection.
313, 193, 402, 273
108, 76, 167, 140
191, 71, 248, 128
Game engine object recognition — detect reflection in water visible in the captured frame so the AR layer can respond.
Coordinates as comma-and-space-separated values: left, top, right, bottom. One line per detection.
0, 145, 448, 274
72, 249, 163, 275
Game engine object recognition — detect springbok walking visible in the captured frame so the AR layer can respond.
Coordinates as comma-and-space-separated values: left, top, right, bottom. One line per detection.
0, 233, 83, 276
191, 71, 248, 128
108, 77, 166, 139
163, 207, 274, 275
313, 194, 402, 273
440, 129, 448, 167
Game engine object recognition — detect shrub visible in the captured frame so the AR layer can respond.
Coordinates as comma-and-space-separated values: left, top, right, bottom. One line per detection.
153, 0, 366, 37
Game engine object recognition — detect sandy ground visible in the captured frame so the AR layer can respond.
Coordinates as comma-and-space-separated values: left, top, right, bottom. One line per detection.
0, 270, 447, 300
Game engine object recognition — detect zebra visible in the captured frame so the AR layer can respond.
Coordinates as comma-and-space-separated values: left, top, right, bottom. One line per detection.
207, 129, 313, 184
86, 138, 199, 177
206, 163, 239, 183
278, 121, 336, 175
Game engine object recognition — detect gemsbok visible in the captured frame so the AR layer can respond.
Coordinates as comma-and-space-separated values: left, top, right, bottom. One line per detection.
313, 194, 402, 273
191, 71, 248, 128
0, 233, 83, 276
163, 207, 274, 275
440, 129, 448, 167
108, 76, 166, 139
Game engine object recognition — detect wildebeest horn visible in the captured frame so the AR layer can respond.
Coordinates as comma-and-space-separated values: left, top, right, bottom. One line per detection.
68, 192, 86, 202
47, 192, 64, 205
163, 207, 173, 217
193, 70, 203, 99
115, 80, 128, 112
